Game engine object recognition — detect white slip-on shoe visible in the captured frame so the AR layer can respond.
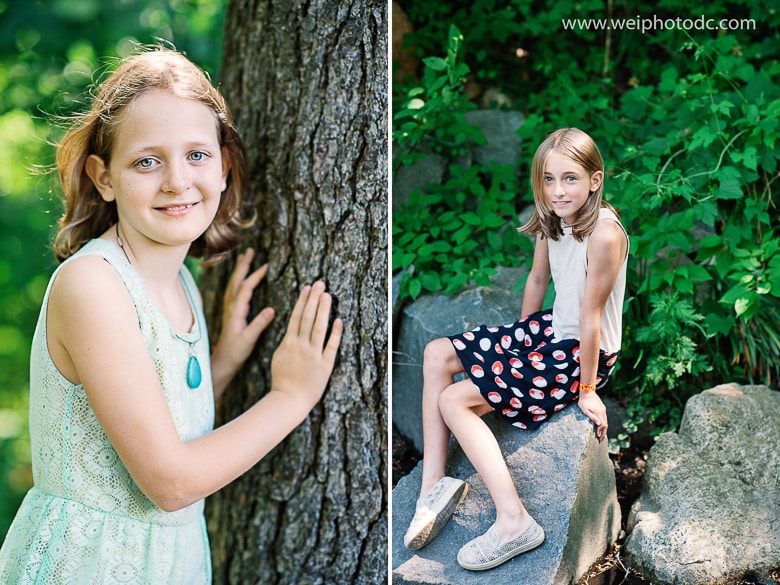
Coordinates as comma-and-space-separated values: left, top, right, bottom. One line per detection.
403, 476, 468, 550
457, 518, 545, 570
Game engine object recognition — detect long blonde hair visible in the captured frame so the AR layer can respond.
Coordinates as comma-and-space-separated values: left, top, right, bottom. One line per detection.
519, 127, 617, 242
53, 46, 250, 264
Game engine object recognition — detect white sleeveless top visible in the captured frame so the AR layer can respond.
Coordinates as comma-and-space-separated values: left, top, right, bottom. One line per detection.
548, 207, 628, 353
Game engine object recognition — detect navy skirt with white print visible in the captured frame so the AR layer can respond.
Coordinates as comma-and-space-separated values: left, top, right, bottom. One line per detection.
447, 310, 619, 430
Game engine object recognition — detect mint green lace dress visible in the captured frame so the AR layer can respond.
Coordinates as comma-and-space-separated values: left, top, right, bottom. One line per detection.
0, 239, 215, 584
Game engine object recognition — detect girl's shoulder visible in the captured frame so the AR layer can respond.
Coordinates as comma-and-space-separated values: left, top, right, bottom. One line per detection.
598, 206, 621, 223
595, 206, 627, 236
46, 240, 139, 384
589, 210, 629, 259
55, 239, 125, 276
591, 217, 625, 242
50, 239, 134, 321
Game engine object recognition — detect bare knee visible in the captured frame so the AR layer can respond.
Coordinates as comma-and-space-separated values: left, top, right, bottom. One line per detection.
439, 381, 492, 423
438, 382, 470, 421
423, 338, 460, 378
437, 384, 459, 421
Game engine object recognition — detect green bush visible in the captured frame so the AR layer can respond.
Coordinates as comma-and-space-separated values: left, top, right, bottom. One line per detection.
605, 33, 780, 418
393, 25, 532, 300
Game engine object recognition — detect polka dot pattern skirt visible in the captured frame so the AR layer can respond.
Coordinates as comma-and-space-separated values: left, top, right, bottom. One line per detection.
447, 310, 619, 430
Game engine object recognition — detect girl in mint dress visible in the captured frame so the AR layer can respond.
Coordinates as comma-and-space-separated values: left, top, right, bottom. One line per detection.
0, 48, 342, 584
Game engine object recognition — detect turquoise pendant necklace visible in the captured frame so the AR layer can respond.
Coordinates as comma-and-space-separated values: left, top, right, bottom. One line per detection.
116, 223, 202, 389
176, 281, 203, 389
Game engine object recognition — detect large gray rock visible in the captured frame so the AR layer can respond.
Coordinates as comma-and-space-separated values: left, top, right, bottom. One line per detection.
392, 407, 622, 584
464, 109, 525, 167
392, 270, 406, 332
392, 109, 525, 212
392, 266, 527, 452
392, 150, 446, 212
625, 383, 780, 584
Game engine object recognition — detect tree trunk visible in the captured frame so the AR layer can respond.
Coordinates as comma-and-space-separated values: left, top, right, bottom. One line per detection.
201, 1, 387, 583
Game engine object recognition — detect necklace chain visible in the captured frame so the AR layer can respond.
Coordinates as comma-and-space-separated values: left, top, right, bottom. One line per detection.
114, 222, 203, 388
115, 223, 133, 265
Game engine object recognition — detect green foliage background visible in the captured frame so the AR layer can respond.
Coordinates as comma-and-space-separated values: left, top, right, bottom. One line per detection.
393, 0, 779, 446
0, 0, 226, 542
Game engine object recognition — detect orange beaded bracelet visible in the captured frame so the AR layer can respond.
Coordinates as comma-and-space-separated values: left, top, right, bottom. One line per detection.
579, 383, 597, 393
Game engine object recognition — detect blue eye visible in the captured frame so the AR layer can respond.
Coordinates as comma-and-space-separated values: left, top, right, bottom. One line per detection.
189, 151, 208, 162
137, 158, 155, 169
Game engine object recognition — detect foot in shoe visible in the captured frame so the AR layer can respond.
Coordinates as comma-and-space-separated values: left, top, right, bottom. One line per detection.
403, 476, 468, 550
493, 514, 534, 542
457, 518, 545, 571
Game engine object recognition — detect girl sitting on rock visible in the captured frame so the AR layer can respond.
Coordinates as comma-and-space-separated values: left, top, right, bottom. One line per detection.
403, 127, 628, 571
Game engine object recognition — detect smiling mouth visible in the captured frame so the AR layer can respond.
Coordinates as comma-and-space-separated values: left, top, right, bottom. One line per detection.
156, 203, 196, 211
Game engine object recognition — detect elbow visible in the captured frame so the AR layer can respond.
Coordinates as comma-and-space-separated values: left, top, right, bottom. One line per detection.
579, 314, 602, 338
144, 480, 200, 513
526, 270, 548, 290
147, 494, 197, 512
133, 460, 203, 513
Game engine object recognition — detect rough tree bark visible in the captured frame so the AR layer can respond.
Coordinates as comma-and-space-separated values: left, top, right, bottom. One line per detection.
200, 1, 387, 584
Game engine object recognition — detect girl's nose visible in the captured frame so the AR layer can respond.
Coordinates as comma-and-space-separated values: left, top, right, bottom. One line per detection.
162, 161, 191, 193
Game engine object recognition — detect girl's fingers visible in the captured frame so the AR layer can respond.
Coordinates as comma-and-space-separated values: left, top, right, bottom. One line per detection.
592, 415, 607, 442
226, 249, 254, 297
309, 289, 333, 345
297, 281, 325, 339
287, 284, 312, 338
224, 250, 264, 323
246, 263, 268, 286
285, 282, 341, 352
233, 264, 268, 313
246, 306, 275, 339
223, 261, 268, 332
322, 317, 344, 362
579, 396, 607, 442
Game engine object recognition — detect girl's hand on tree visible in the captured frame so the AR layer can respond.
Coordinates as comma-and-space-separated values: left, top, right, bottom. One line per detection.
577, 390, 608, 443
211, 249, 276, 388
271, 281, 343, 405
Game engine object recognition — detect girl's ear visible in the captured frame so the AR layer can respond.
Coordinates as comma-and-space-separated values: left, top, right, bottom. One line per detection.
85, 155, 115, 202
220, 147, 231, 192
590, 169, 604, 192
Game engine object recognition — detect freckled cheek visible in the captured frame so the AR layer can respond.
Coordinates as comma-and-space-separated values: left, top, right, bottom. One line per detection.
200, 169, 227, 194
543, 185, 559, 203
207, 178, 226, 198
200, 180, 225, 208
115, 176, 151, 199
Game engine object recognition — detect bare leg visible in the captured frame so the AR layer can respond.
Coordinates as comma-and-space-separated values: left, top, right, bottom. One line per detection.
419, 338, 465, 498
439, 380, 534, 541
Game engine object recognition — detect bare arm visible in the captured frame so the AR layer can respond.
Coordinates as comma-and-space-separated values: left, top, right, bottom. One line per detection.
577, 219, 627, 442
49, 257, 342, 512
521, 235, 550, 317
